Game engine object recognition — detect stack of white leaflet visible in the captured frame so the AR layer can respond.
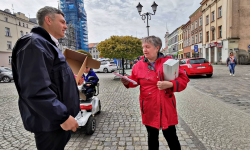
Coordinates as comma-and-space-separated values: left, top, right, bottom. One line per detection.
163, 59, 179, 81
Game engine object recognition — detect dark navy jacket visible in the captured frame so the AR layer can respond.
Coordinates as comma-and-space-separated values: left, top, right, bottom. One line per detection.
11, 26, 80, 132
82, 70, 99, 89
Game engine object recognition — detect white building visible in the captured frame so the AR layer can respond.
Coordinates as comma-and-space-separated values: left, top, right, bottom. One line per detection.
0, 9, 37, 67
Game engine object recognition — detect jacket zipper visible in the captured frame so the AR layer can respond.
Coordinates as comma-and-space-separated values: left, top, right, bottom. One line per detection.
172, 99, 175, 108
142, 100, 144, 114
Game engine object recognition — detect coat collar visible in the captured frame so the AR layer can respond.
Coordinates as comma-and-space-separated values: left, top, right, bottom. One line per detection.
143, 52, 165, 63
31, 26, 57, 47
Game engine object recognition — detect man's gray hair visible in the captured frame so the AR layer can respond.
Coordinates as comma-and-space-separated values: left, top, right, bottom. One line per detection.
141, 36, 162, 51
36, 6, 65, 26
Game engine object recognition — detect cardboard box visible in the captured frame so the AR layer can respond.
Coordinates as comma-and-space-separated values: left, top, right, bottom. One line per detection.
163, 59, 179, 81
63, 49, 101, 100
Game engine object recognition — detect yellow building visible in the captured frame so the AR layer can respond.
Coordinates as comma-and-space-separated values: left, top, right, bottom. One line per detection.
178, 26, 184, 58
0, 9, 37, 67
201, 0, 250, 64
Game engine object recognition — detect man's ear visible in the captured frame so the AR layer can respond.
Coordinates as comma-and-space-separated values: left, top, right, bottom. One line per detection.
44, 16, 52, 26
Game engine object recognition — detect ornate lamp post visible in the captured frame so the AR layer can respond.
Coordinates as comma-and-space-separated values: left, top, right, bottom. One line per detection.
136, 1, 158, 36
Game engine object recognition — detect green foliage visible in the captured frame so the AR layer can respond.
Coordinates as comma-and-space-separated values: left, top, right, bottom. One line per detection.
76, 49, 92, 58
97, 36, 143, 60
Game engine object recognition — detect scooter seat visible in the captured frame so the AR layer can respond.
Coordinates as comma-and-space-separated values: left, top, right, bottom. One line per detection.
80, 99, 92, 104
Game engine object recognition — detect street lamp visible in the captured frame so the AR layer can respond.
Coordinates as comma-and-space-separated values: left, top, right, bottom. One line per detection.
136, 1, 158, 36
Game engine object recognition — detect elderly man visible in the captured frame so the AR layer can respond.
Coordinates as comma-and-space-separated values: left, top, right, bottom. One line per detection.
11, 6, 80, 150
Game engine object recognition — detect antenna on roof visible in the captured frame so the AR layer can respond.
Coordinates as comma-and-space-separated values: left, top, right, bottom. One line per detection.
166, 22, 169, 32
11, 4, 14, 14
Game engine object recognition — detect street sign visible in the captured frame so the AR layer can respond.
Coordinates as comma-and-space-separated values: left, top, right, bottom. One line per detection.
194, 45, 198, 53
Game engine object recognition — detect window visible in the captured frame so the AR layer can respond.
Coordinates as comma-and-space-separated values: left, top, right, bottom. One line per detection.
212, 11, 215, 22
5, 27, 11, 36
19, 22, 21, 26
191, 23, 193, 31
96, 55, 98, 58
195, 34, 198, 43
199, 17, 202, 26
4, 17, 8, 22
199, 32, 202, 42
9, 56, 12, 64
23, 23, 25, 27
90, 50, 92, 53
195, 20, 197, 29
192, 36, 194, 44
20, 31, 24, 37
212, 30, 215, 40
218, 7, 222, 18
7, 41, 12, 49
207, 31, 209, 42
26, 24, 28, 28
218, 26, 222, 38
26, 32, 28, 35
206, 15, 209, 25
93, 55, 95, 58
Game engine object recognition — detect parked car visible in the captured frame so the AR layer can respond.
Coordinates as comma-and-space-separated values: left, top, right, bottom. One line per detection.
0, 67, 13, 82
180, 58, 213, 77
93, 61, 117, 73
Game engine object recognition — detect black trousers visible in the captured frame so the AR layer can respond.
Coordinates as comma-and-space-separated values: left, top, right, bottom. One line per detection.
34, 129, 71, 150
145, 125, 181, 150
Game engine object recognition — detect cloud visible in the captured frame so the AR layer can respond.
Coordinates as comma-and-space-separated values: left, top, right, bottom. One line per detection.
0, 0, 202, 47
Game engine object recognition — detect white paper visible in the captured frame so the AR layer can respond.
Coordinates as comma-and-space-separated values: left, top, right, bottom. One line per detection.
163, 59, 179, 81
113, 72, 137, 85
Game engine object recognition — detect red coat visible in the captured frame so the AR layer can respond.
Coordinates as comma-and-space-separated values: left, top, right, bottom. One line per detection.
125, 55, 189, 130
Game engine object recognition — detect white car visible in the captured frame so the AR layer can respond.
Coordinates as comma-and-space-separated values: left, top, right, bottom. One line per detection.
93, 61, 117, 73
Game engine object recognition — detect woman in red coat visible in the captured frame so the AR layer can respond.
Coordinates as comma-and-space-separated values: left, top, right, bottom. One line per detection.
121, 36, 189, 150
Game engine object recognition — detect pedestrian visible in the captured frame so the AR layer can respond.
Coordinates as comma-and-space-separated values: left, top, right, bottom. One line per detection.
11, 6, 80, 150
226, 52, 237, 76
82, 67, 99, 99
121, 36, 189, 150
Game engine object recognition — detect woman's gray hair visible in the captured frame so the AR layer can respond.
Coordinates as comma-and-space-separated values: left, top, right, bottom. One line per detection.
141, 36, 162, 51
36, 6, 65, 26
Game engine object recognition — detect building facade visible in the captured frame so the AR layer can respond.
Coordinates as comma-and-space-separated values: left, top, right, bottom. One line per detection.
89, 43, 100, 59
60, 0, 89, 52
182, 21, 192, 58
0, 9, 37, 67
168, 27, 179, 58
190, 6, 203, 58
178, 26, 184, 59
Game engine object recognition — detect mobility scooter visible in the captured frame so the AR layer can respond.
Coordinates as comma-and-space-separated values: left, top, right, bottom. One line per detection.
75, 76, 101, 135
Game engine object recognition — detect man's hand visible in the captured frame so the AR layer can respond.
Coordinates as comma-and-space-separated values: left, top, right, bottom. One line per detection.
121, 76, 129, 86
60, 115, 79, 132
157, 81, 173, 90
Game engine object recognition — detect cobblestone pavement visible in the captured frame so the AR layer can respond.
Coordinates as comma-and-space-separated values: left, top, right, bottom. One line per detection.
0, 73, 203, 150
188, 65, 250, 114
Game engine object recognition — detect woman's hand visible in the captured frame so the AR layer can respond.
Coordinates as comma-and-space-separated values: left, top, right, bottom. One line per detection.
121, 77, 130, 85
157, 81, 173, 90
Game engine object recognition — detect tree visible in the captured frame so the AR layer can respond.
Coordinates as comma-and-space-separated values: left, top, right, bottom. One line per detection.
97, 36, 143, 60
76, 49, 92, 58
97, 36, 143, 75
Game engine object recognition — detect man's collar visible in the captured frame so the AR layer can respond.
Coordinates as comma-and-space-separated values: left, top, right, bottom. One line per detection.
49, 34, 59, 47
143, 52, 165, 63
31, 26, 57, 47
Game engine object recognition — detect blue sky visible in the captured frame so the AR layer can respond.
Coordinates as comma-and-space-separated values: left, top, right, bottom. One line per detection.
1, 0, 201, 47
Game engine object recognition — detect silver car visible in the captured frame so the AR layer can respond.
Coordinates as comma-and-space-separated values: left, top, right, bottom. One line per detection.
0, 67, 13, 83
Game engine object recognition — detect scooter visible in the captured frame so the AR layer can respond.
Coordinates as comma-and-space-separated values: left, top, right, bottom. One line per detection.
75, 76, 101, 135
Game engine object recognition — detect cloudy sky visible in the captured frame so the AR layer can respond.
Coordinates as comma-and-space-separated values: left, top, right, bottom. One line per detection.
1, 0, 201, 47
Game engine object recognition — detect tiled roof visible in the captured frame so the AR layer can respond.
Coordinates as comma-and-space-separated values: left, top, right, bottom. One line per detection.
88, 43, 98, 48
